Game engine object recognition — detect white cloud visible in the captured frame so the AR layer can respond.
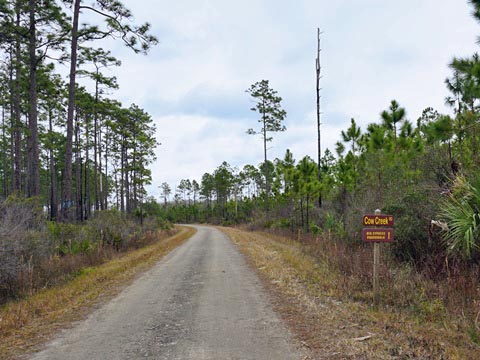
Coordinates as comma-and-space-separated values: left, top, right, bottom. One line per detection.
147, 114, 259, 197
95, 0, 480, 195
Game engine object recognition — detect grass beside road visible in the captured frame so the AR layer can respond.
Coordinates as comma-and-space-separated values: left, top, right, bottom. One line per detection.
0, 226, 196, 360
220, 227, 478, 359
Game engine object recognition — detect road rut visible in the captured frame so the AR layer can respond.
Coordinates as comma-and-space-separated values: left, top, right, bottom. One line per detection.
29, 226, 306, 360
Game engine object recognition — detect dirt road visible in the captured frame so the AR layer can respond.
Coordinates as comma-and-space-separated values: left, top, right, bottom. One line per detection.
30, 226, 306, 360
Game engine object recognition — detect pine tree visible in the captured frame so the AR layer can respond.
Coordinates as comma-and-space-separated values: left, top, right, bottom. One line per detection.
246, 79, 286, 218
61, 0, 158, 220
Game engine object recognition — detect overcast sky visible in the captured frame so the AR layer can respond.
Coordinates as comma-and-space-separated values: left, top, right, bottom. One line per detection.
95, 0, 479, 198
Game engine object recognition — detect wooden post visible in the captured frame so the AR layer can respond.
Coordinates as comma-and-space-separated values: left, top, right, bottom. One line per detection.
373, 242, 380, 306
373, 209, 381, 306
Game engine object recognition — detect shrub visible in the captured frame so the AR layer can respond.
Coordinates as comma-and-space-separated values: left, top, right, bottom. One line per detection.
440, 176, 480, 261
87, 210, 135, 249
309, 223, 322, 235
0, 196, 51, 300
384, 190, 437, 262
272, 218, 292, 230
0, 199, 173, 304
322, 212, 345, 240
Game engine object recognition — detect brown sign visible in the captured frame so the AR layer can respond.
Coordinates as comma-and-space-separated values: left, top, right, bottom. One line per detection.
363, 214, 394, 227
362, 228, 394, 242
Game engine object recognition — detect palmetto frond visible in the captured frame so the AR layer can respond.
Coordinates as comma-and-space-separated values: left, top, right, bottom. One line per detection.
440, 177, 480, 259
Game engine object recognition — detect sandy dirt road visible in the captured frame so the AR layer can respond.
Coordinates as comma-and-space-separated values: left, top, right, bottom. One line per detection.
29, 226, 306, 360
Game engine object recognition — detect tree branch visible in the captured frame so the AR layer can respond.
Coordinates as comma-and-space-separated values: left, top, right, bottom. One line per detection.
79, 5, 123, 27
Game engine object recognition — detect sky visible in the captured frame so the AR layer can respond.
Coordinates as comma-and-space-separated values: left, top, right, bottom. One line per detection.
90, 0, 480, 198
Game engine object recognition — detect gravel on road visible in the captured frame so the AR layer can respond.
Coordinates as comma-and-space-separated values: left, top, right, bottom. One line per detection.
29, 225, 307, 360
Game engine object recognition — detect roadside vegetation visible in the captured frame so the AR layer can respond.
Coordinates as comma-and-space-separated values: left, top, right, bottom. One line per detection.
0, 0, 165, 325
222, 227, 478, 359
159, 1, 480, 354
0, 225, 195, 359
0, 1, 158, 223
2, 0, 480, 357
0, 195, 175, 305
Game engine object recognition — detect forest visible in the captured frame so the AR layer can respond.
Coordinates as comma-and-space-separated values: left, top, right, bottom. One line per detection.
161, 49, 480, 265
156, 0, 480, 332
0, 0, 161, 303
1, 0, 480, 346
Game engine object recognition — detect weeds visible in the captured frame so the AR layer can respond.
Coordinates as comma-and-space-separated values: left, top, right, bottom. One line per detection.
222, 226, 480, 358
266, 226, 480, 327
0, 226, 195, 359
0, 196, 173, 305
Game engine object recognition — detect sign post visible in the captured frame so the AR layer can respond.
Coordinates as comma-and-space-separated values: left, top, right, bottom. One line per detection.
373, 240, 380, 306
362, 209, 394, 307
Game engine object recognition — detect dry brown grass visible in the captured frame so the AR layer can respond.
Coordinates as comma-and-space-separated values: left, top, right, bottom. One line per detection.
220, 227, 479, 359
0, 226, 196, 360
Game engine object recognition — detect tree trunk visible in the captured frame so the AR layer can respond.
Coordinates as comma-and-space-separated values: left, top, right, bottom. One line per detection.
94, 73, 99, 211
120, 140, 125, 213
63, 0, 81, 220
103, 129, 108, 209
125, 166, 130, 213
139, 164, 143, 225
262, 103, 269, 219
99, 127, 104, 210
300, 197, 304, 229
140, 192, 143, 225
2, 106, 7, 198
124, 138, 131, 214
132, 143, 137, 212
306, 194, 310, 232
341, 186, 347, 231
49, 109, 58, 220
22, 114, 27, 195
8, 48, 15, 195
27, 0, 40, 197
13, 7, 22, 193
114, 170, 118, 210
316, 28, 322, 208
75, 118, 83, 222
85, 117, 90, 219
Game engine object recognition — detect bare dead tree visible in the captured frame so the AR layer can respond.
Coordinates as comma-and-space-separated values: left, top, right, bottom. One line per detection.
316, 28, 323, 207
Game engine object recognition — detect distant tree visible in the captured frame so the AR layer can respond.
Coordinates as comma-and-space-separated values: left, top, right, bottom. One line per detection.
26, 0, 69, 197
341, 118, 361, 155
246, 79, 286, 218
192, 180, 200, 205
295, 156, 319, 231
39, 70, 67, 220
213, 161, 234, 219
446, 54, 480, 164
77, 47, 121, 211
242, 164, 262, 198
275, 149, 295, 194
200, 172, 215, 217
340, 118, 362, 189
61, 0, 158, 220
160, 182, 171, 207
381, 100, 406, 151
177, 179, 189, 203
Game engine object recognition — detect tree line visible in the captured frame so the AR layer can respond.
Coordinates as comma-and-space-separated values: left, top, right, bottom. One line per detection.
0, 0, 158, 221
161, 1, 480, 265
